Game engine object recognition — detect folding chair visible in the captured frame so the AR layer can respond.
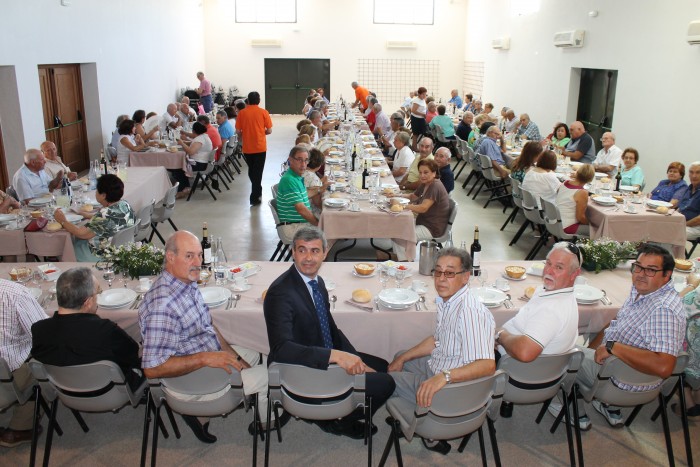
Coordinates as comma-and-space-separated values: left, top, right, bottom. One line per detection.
149, 183, 179, 245
186, 150, 219, 201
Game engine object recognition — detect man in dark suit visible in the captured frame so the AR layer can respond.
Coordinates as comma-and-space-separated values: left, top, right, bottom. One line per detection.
264, 226, 396, 439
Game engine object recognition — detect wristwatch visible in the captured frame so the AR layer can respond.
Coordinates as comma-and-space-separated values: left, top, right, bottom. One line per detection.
442, 369, 452, 384
605, 340, 616, 355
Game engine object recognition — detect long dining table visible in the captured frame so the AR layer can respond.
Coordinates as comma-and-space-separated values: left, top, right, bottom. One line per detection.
2, 259, 637, 362
129, 149, 193, 177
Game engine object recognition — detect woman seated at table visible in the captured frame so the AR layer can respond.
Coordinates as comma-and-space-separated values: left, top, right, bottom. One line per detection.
392, 159, 450, 261
425, 101, 438, 124
303, 148, 331, 219
510, 141, 542, 183
133, 109, 159, 142
548, 123, 570, 149
0, 190, 21, 214
521, 150, 561, 206
116, 119, 154, 165
390, 131, 415, 182
619, 148, 645, 190
649, 162, 687, 202
296, 119, 311, 132
53, 174, 136, 262
177, 122, 213, 171
555, 163, 595, 236
428, 105, 456, 140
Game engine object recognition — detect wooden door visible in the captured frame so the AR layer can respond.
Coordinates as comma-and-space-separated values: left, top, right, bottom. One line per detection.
0, 124, 7, 190
38, 64, 89, 173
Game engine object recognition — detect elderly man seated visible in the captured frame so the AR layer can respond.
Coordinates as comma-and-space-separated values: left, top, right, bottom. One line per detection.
12, 148, 63, 203
447, 89, 463, 110
377, 114, 403, 156
592, 132, 623, 177
434, 147, 454, 193
516, 113, 542, 141
504, 109, 518, 133
159, 103, 182, 135
40, 141, 77, 180
455, 111, 474, 141
478, 126, 511, 178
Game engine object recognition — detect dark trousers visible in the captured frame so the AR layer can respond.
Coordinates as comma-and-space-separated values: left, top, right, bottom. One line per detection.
167, 169, 190, 191
244, 152, 267, 203
200, 94, 213, 113
352, 352, 396, 419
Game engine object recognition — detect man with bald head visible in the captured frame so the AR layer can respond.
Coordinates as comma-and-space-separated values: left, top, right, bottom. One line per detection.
40, 141, 77, 180
139, 231, 284, 442
563, 121, 596, 164
12, 149, 63, 203
448, 89, 463, 110
177, 103, 194, 126
592, 132, 622, 176
351, 81, 370, 110
159, 103, 181, 135
434, 147, 454, 193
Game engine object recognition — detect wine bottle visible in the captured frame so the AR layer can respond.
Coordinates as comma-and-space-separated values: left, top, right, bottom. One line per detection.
470, 226, 481, 277
615, 163, 622, 191
351, 147, 357, 172
100, 149, 108, 176
201, 222, 212, 267
361, 159, 369, 190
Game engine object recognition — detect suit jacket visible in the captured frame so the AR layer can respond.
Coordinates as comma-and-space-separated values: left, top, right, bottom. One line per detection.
264, 265, 356, 369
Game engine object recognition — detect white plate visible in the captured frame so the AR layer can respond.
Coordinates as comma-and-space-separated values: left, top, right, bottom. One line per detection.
594, 172, 608, 179
28, 197, 52, 206
39, 264, 61, 281
674, 282, 688, 293
592, 196, 617, 206
27, 287, 42, 300
470, 287, 507, 306
390, 197, 409, 206
232, 283, 252, 292
527, 263, 545, 277
674, 266, 695, 273
135, 285, 152, 293
0, 214, 17, 224
229, 262, 261, 278
97, 288, 138, 308
352, 270, 376, 278
502, 272, 527, 281
574, 285, 604, 303
200, 287, 232, 307
378, 288, 419, 309
646, 199, 673, 209
619, 185, 636, 193
332, 170, 346, 177
370, 156, 384, 162
64, 213, 83, 224
381, 183, 399, 190
325, 280, 336, 291
324, 198, 349, 208
326, 159, 344, 165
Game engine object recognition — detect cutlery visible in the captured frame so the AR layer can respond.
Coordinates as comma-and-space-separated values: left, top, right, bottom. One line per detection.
374, 297, 380, 312
504, 294, 514, 309
330, 295, 337, 311
232, 294, 241, 308
130, 294, 143, 310
225, 295, 233, 310
418, 296, 426, 311
518, 295, 530, 302
344, 299, 374, 312
601, 289, 612, 305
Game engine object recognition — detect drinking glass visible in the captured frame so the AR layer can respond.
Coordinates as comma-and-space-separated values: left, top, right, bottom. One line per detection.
103, 264, 115, 288
479, 270, 489, 288
394, 269, 406, 288
31, 270, 42, 286
378, 268, 390, 289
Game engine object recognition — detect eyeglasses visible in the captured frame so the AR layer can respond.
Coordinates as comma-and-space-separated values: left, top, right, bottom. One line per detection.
432, 269, 467, 279
564, 242, 582, 265
630, 263, 662, 277
291, 157, 309, 164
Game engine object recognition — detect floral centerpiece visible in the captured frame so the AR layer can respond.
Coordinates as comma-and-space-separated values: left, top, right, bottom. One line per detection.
576, 238, 639, 273
102, 242, 165, 279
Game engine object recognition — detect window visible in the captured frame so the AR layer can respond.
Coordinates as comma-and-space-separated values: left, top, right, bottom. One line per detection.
235, 0, 296, 23
373, 0, 434, 25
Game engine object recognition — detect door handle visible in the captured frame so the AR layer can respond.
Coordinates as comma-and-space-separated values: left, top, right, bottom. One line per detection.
77, 110, 82, 121
54, 116, 63, 127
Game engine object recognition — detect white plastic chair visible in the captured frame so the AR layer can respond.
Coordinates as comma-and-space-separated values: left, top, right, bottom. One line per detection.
149, 183, 179, 245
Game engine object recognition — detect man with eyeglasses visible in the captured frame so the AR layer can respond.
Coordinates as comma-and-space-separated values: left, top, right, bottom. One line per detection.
592, 132, 622, 177
387, 247, 495, 455
495, 242, 581, 417
551, 243, 685, 431
277, 145, 319, 240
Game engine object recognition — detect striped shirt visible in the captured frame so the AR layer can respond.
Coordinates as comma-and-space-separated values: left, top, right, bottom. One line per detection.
0, 279, 49, 371
139, 271, 220, 369
429, 284, 495, 374
277, 169, 310, 223
604, 281, 685, 391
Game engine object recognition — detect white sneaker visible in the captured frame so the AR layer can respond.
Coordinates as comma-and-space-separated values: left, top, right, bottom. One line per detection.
548, 400, 592, 431
592, 400, 624, 427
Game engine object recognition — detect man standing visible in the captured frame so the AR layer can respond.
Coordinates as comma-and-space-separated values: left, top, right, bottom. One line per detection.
447, 89, 463, 110
455, 111, 474, 141
479, 126, 510, 178
264, 227, 395, 439
12, 148, 63, 203
0, 279, 48, 447
139, 231, 280, 442
388, 247, 495, 454
351, 81, 370, 111
551, 243, 685, 430
434, 147, 454, 194
516, 113, 542, 141
277, 146, 318, 239
399, 137, 434, 191
195, 71, 213, 113
563, 121, 596, 164
592, 132, 623, 177
40, 141, 77, 180
673, 161, 700, 240
31, 268, 143, 391
236, 91, 273, 206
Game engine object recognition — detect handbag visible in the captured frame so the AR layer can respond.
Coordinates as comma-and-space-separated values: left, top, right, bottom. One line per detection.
24, 217, 49, 232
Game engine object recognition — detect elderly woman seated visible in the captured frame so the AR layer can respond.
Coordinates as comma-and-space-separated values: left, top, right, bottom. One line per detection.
0, 190, 21, 214
521, 150, 561, 206
54, 174, 136, 262
303, 148, 331, 219
649, 161, 687, 202
116, 119, 156, 165
392, 159, 450, 261
619, 148, 645, 190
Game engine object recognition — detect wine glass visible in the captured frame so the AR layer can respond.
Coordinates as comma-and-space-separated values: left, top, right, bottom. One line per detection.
31, 270, 43, 286
378, 268, 390, 289
394, 269, 406, 289
103, 264, 115, 288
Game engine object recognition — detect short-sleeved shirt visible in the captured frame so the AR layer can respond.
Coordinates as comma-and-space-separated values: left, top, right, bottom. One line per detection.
139, 271, 220, 369
429, 115, 456, 138
501, 286, 578, 355
406, 154, 434, 183
429, 284, 495, 374
190, 134, 213, 164
235, 104, 273, 154
677, 183, 700, 221
650, 179, 687, 203
205, 124, 223, 159
517, 121, 541, 141
277, 169, 310, 223
414, 180, 450, 237
393, 146, 415, 182
448, 96, 463, 108
354, 86, 370, 108
12, 165, 51, 202
218, 120, 235, 141
87, 199, 136, 255
0, 279, 49, 371
198, 78, 212, 96
439, 165, 454, 193
479, 137, 505, 166
160, 112, 178, 133
410, 97, 427, 118
620, 165, 645, 188
593, 145, 623, 177
565, 133, 596, 164
44, 158, 71, 179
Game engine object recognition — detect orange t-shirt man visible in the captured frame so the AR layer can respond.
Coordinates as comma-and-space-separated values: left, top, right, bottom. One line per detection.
236, 104, 273, 154
354, 85, 370, 110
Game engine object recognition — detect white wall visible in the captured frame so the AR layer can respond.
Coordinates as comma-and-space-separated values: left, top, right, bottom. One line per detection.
0, 0, 205, 176
464, 0, 700, 183
202, 0, 468, 111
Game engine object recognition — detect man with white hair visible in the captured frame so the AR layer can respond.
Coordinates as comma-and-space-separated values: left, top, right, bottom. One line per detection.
195, 71, 213, 113
40, 140, 77, 180
479, 126, 510, 178
516, 113, 542, 141
350, 81, 370, 110
434, 147, 454, 193
159, 103, 181, 135
447, 89, 462, 110
372, 103, 391, 137
504, 109, 518, 133
377, 114, 403, 155
12, 148, 63, 203
176, 103, 194, 126
472, 99, 483, 116
455, 111, 474, 141
674, 161, 700, 240
180, 96, 197, 119
592, 132, 622, 177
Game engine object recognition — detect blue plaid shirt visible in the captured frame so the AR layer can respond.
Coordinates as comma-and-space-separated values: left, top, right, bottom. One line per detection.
604, 281, 685, 391
139, 271, 219, 369
517, 121, 541, 141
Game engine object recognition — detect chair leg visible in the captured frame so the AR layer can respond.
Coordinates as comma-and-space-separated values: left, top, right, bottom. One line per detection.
42, 400, 59, 467
570, 386, 584, 467
624, 405, 643, 426
264, 399, 272, 467
477, 426, 487, 467
140, 392, 152, 467
535, 398, 551, 424
509, 220, 531, 246
29, 386, 42, 467
269, 242, 283, 261
487, 418, 502, 467
186, 174, 202, 201
150, 405, 161, 467
657, 393, 676, 467
252, 394, 258, 467
71, 409, 89, 432
561, 387, 576, 467
674, 375, 694, 466
500, 207, 518, 231
458, 432, 472, 452
366, 397, 373, 467
283, 248, 293, 262
167, 219, 178, 231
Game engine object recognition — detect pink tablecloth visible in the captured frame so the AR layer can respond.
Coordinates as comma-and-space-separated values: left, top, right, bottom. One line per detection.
121, 166, 173, 211
130, 150, 192, 177
587, 200, 686, 257
3, 260, 627, 361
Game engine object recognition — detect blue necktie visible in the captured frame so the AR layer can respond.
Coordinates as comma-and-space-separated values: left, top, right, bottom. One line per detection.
309, 279, 333, 349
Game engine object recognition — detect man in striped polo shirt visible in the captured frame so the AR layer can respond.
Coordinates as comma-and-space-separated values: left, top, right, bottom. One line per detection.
387, 247, 496, 455
277, 145, 318, 239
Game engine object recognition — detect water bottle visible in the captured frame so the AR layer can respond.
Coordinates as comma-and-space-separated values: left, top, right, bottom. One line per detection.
88, 161, 98, 190
213, 237, 228, 285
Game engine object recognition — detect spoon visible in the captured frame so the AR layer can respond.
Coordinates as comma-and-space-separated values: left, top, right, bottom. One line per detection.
600, 290, 612, 305
330, 295, 337, 311
418, 296, 426, 310
504, 294, 513, 309
232, 293, 241, 308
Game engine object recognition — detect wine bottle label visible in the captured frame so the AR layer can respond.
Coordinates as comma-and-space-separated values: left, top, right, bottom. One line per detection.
472, 251, 481, 267
203, 248, 212, 264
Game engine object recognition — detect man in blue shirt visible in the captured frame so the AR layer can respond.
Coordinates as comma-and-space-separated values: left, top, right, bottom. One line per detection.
674, 162, 700, 240
434, 147, 454, 193
11, 148, 63, 203
478, 126, 510, 178
447, 89, 462, 110
216, 110, 234, 144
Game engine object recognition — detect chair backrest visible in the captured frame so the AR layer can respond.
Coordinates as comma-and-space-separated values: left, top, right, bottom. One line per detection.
28, 360, 142, 412
685, 313, 700, 388
134, 200, 155, 242
498, 349, 584, 404
433, 199, 458, 242
405, 371, 506, 442
271, 183, 279, 199
660, 352, 690, 397
540, 198, 576, 240
580, 356, 664, 407
151, 367, 245, 417
509, 175, 524, 208
432, 124, 448, 143
111, 224, 137, 247
151, 183, 179, 224
478, 154, 501, 182
269, 199, 293, 244
0, 357, 34, 410
5, 185, 19, 202
454, 135, 468, 160
520, 187, 546, 226
104, 143, 117, 160
268, 363, 365, 421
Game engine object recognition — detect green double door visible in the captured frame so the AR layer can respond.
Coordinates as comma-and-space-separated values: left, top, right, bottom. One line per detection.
264, 58, 330, 115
